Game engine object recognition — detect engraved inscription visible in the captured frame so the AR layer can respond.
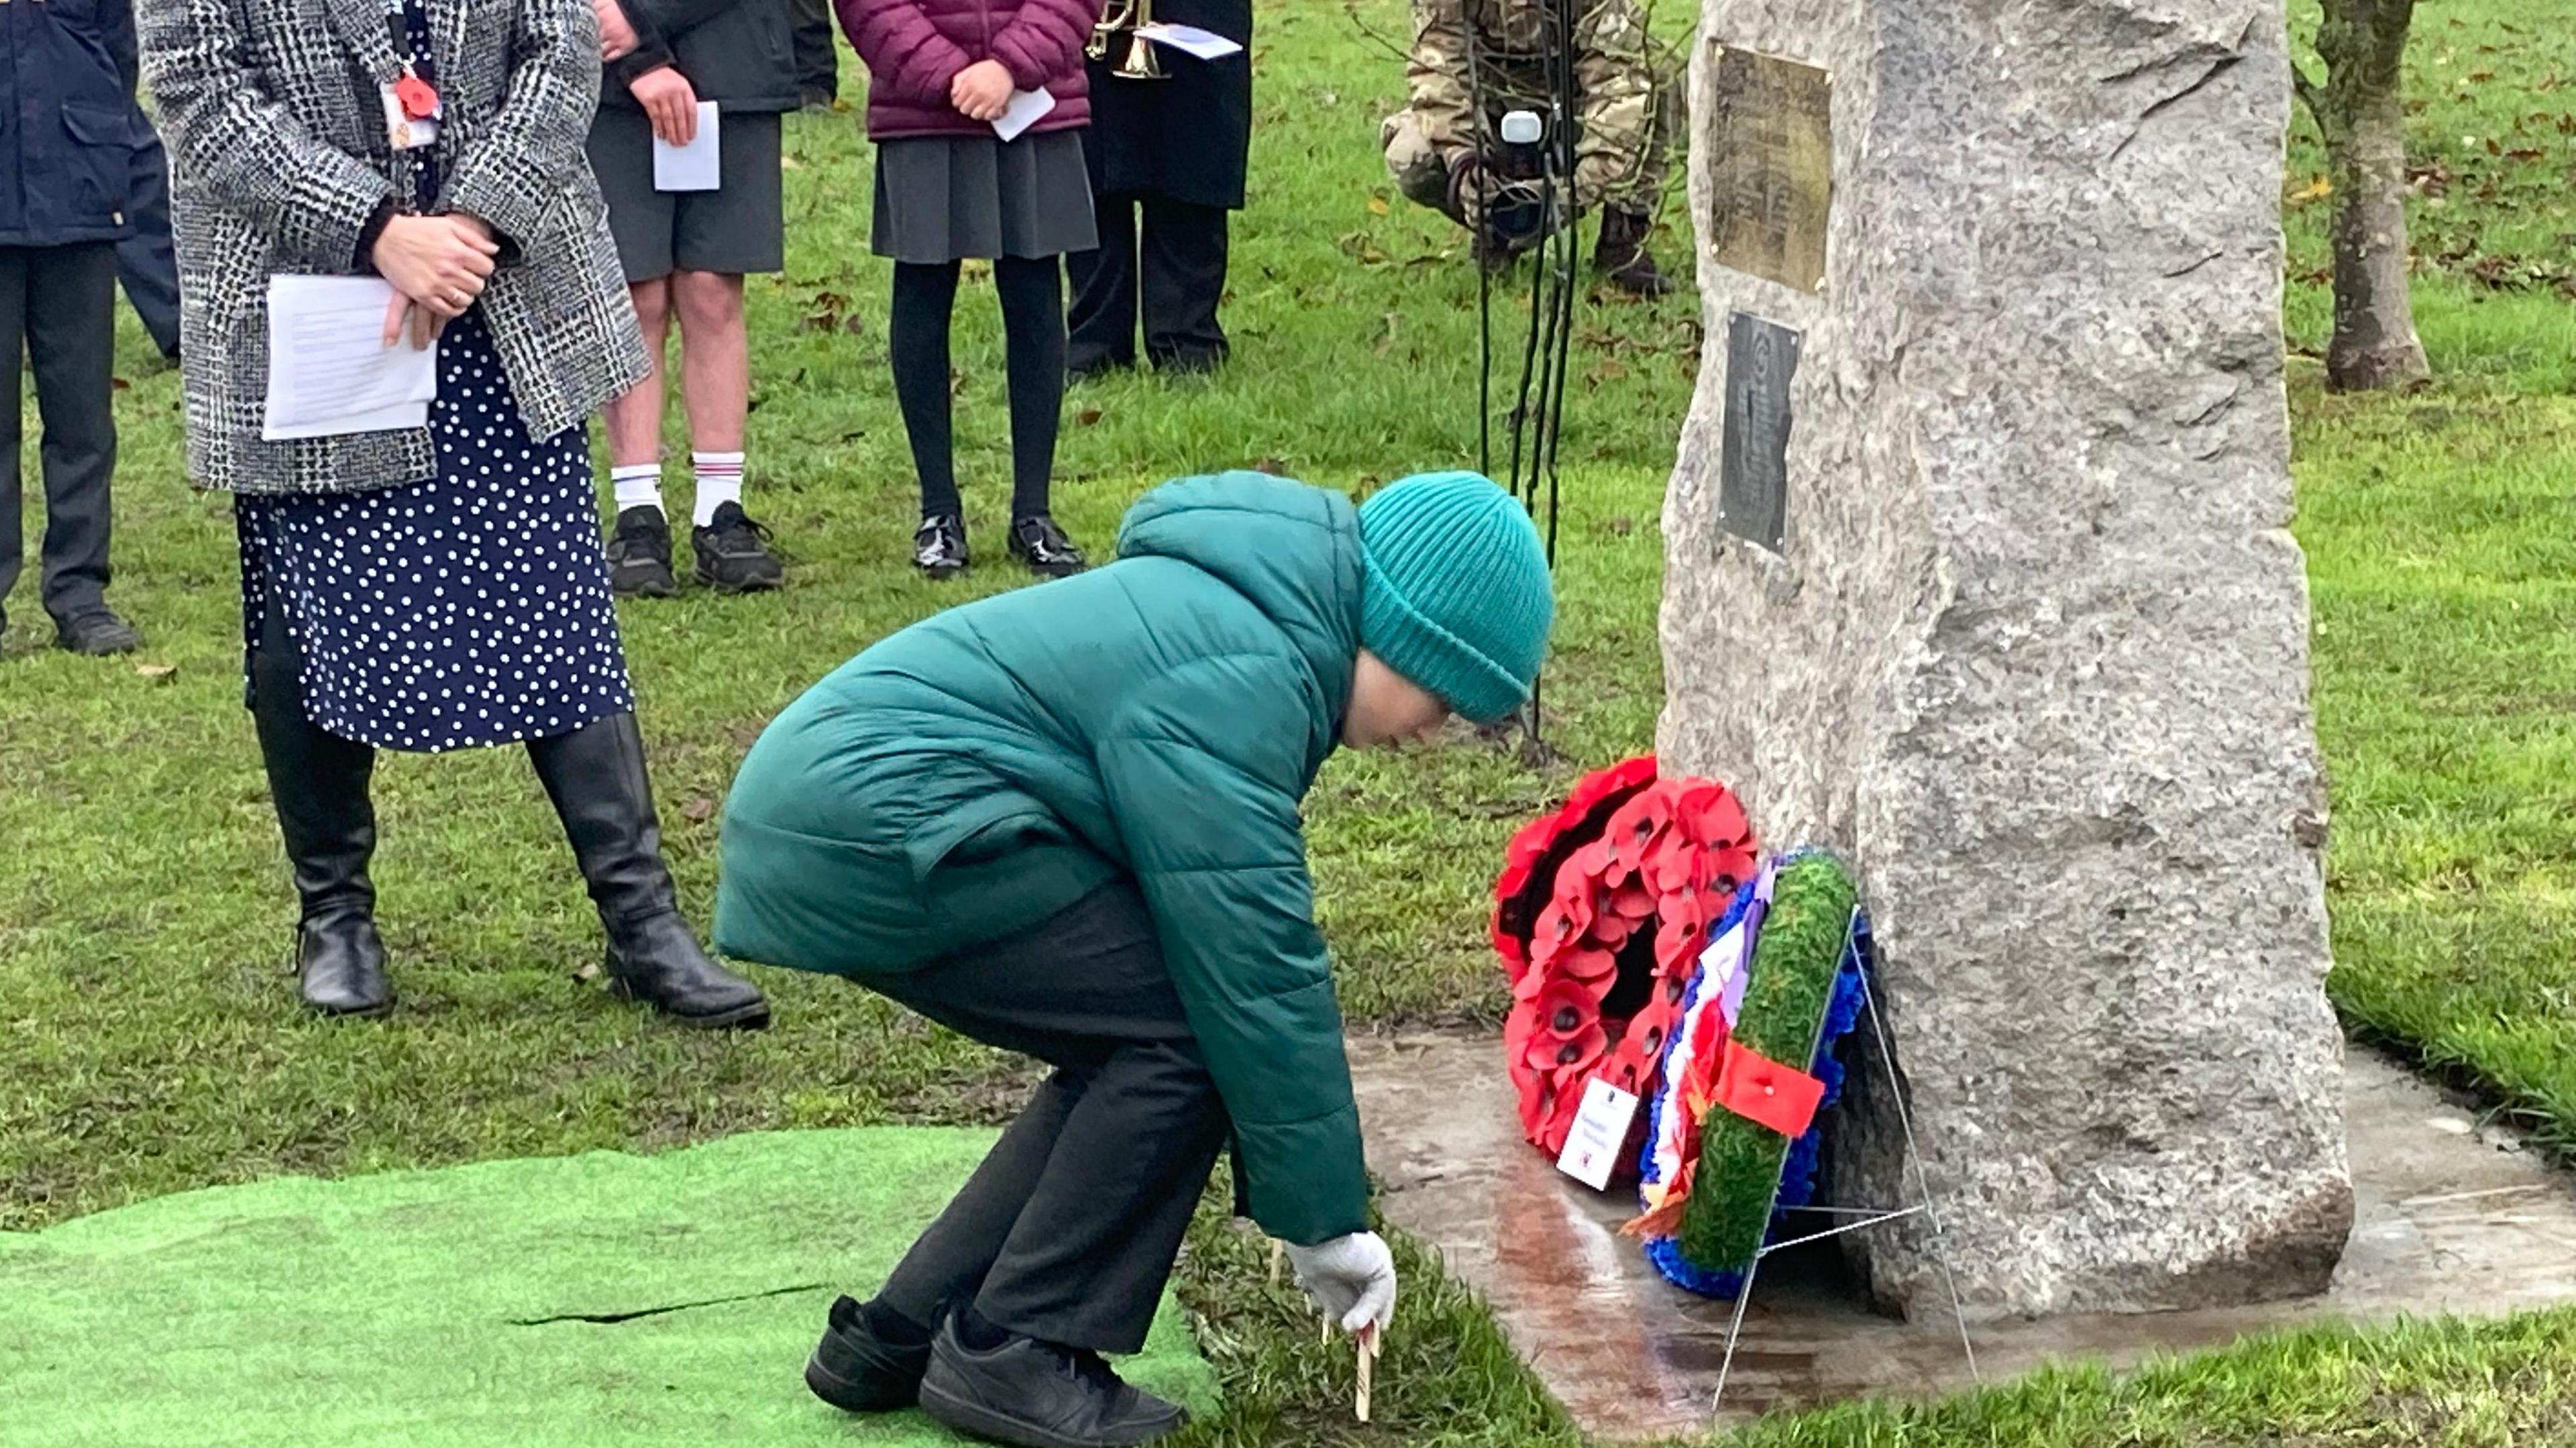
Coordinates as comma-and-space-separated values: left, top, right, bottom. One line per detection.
1718, 311, 1800, 553
1703, 48, 1833, 292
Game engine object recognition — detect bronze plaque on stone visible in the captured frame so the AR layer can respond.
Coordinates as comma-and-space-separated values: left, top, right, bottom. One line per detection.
1718, 312, 1800, 552
1703, 47, 1833, 292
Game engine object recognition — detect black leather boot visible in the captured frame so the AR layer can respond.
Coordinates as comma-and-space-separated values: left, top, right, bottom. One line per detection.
525, 713, 770, 1029
1594, 208, 1674, 297
250, 631, 390, 1018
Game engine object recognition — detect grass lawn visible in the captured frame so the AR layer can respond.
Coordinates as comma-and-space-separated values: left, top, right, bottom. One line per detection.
5, 0, 2576, 1443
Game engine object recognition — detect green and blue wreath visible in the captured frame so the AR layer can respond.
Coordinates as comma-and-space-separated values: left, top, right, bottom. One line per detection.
1627, 848, 1871, 1298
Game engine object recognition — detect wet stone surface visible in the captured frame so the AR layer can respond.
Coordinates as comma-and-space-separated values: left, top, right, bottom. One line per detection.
1348, 1034, 2576, 1439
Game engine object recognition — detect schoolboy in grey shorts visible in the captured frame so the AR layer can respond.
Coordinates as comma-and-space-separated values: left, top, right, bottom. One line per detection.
592, 0, 794, 598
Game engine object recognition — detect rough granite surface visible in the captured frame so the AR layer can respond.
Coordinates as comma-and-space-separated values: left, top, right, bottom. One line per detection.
1659, 0, 2353, 1318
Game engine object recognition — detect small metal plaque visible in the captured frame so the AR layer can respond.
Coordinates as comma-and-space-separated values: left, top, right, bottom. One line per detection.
1718, 311, 1801, 552
1703, 47, 1833, 292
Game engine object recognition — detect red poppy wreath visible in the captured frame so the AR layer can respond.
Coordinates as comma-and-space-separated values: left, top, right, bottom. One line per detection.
1493, 757, 1760, 1162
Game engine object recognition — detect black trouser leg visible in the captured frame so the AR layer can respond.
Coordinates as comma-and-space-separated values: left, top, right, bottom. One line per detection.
1138, 199, 1230, 372
0, 249, 28, 620
17, 244, 117, 622
865, 883, 1231, 1354
118, 105, 183, 360
879, 1066, 1088, 1331
1065, 195, 1138, 376
247, 569, 389, 1015
525, 714, 771, 1027
993, 256, 1065, 522
790, 0, 839, 101
890, 261, 962, 518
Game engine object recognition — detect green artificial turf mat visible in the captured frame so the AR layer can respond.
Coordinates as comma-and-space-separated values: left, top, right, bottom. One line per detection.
0, 1128, 1216, 1447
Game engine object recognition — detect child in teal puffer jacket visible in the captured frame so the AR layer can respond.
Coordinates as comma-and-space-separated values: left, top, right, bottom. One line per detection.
715, 469, 1552, 1448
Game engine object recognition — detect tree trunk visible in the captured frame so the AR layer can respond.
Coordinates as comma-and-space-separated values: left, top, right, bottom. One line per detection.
2300, 0, 2430, 392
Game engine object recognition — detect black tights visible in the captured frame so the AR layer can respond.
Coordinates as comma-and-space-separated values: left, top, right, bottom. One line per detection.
890, 257, 1065, 522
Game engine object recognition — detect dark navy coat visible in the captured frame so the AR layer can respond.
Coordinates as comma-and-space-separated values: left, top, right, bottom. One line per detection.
1083, 0, 1250, 209
0, 0, 136, 248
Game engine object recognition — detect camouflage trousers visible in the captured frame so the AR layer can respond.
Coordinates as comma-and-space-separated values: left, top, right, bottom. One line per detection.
1381, 71, 1677, 223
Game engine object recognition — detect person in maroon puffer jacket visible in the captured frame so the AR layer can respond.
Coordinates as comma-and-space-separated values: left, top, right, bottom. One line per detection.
841, 0, 1101, 583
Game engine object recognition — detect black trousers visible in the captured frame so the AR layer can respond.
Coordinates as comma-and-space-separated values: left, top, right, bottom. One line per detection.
790, 0, 839, 101
0, 243, 117, 624
118, 101, 182, 360
865, 883, 1229, 1355
1065, 194, 1230, 374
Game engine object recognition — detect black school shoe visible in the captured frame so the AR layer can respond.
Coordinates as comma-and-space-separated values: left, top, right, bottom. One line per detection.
56, 607, 142, 656
606, 506, 678, 598
693, 502, 785, 594
915, 514, 969, 579
1008, 515, 1087, 579
918, 1316, 1187, 1448
806, 1295, 933, 1412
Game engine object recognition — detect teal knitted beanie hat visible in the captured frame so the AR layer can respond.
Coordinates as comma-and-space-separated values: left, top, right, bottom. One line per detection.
1356, 471, 1556, 725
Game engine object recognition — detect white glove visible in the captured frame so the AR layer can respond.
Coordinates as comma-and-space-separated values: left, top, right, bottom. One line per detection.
1285, 1231, 1398, 1335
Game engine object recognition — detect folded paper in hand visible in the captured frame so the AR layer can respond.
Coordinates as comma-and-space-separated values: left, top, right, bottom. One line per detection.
654, 103, 722, 192
992, 89, 1055, 143
1133, 22, 1244, 60
262, 276, 439, 442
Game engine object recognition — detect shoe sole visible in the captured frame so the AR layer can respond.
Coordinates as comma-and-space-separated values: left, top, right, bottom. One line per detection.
917, 1377, 1185, 1448
1007, 551, 1084, 581
604, 978, 773, 1030
611, 577, 680, 599
804, 1349, 918, 1413
303, 995, 394, 1020
695, 569, 783, 596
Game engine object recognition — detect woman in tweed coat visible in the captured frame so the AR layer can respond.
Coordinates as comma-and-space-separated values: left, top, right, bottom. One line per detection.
140, 0, 767, 1028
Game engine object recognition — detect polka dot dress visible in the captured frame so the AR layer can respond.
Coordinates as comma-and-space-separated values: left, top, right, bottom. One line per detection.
235, 311, 634, 754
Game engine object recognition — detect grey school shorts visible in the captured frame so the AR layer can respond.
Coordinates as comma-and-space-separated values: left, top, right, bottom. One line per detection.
586, 105, 786, 283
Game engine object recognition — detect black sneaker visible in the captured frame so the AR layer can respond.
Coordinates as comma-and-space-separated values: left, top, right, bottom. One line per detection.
605, 506, 678, 598
1008, 515, 1087, 579
693, 502, 785, 594
918, 1317, 1187, 1448
806, 1295, 933, 1412
915, 514, 969, 579
55, 607, 141, 656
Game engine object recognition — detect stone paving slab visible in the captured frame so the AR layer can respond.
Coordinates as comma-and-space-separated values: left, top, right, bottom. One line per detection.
1350, 1034, 2576, 1439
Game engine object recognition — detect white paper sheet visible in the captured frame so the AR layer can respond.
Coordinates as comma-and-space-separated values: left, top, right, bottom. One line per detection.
653, 102, 723, 192
262, 276, 439, 442
991, 88, 1056, 143
1133, 22, 1244, 60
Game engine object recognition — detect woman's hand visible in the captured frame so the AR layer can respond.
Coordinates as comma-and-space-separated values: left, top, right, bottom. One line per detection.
949, 59, 1014, 123
372, 214, 501, 345
629, 66, 700, 146
596, 0, 641, 60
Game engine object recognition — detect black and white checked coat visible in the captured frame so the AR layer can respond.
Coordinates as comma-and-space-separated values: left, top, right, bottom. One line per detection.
141, 0, 650, 495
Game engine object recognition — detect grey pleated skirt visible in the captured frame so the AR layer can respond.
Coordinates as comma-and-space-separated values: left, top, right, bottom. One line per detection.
871, 129, 1098, 264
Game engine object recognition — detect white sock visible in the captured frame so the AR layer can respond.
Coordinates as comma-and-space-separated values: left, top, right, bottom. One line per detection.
691, 451, 745, 528
611, 463, 664, 515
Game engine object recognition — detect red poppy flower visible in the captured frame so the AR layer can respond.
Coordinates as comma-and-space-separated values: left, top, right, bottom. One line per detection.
1674, 782, 1752, 849
1609, 877, 1658, 922
1597, 1037, 1655, 1095
1698, 843, 1758, 901
1540, 1075, 1591, 1151
1533, 977, 1599, 1040
1587, 911, 1635, 950
1605, 787, 1678, 878
1556, 946, 1617, 991
1519, 1072, 1557, 1141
